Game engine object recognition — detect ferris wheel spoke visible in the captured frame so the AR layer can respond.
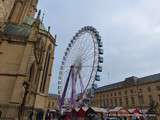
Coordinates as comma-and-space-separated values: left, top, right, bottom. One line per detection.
81, 45, 93, 57
76, 33, 88, 51
81, 51, 95, 64
82, 46, 94, 56
81, 35, 95, 53
80, 45, 94, 59
81, 35, 93, 53
77, 34, 91, 53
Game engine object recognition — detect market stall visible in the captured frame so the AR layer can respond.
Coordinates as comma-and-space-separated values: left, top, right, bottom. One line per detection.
77, 107, 88, 120
108, 107, 131, 120
128, 108, 146, 120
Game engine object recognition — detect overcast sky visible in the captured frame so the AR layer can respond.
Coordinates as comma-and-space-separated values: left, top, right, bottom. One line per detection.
38, 0, 160, 94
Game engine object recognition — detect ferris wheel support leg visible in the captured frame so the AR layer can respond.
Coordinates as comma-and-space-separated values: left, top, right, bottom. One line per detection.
59, 67, 72, 109
71, 69, 78, 107
79, 74, 84, 94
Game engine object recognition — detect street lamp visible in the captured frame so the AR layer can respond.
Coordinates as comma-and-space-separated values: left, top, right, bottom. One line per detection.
18, 81, 29, 120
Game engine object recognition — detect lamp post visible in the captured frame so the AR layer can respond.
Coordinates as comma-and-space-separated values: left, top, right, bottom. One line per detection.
18, 81, 29, 120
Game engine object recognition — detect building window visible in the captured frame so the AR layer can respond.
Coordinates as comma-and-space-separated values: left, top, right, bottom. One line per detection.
48, 102, 50, 107
138, 88, 143, 93
147, 87, 151, 92
130, 89, 133, 94
118, 91, 121, 95
124, 90, 127, 95
114, 92, 117, 96
119, 98, 122, 106
100, 96, 102, 106
158, 95, 160, 102
96, 99, 98, 106
100, 101, 103, 107
111, 93, 113, 96
106, 94, 108, 97
106, 99, 109, 107
104, 94, 106, 99
156, 86, 160, 91
103, 99, 106, 107
149, 95, 153, 104
131, 96, 135, 106
125, 97, 129, 106
115, 98, 117, 106
40, 46, 51, 93
138, 95, 144, 105
52, 102, 54, 107
110, 99, 113, 107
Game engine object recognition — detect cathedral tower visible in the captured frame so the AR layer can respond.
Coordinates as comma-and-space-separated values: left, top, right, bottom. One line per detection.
8, 0, 38, 24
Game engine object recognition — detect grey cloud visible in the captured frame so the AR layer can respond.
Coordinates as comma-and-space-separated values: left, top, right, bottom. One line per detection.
38, 0, 160, 93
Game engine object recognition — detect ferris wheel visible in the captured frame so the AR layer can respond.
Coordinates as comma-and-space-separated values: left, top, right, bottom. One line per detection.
58, 26, 103, 108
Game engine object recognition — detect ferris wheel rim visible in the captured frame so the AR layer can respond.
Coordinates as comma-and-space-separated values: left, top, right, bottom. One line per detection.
58, 26, 103, 99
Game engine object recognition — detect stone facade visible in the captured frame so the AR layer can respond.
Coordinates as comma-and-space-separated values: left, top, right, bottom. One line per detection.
0, 0, 56, 119
47, 94, 59, 110
92, 73, 160, 116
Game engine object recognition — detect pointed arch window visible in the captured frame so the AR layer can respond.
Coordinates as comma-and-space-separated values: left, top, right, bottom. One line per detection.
29, 62, 35, 82
40, 45, 51, 93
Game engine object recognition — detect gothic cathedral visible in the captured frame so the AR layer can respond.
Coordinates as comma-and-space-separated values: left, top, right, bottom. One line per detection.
0, 0, 56, 119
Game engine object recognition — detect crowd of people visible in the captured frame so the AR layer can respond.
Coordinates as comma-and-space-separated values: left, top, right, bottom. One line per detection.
44, 109, 147, 120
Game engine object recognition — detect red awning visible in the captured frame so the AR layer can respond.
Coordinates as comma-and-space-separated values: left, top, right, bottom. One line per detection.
77, 107, 86, 117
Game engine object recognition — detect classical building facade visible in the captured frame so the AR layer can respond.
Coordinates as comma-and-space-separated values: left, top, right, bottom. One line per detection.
0, 0, 56, 119
92, 73, 160, 111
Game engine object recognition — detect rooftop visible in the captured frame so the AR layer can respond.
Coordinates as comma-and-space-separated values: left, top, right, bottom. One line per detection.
95, 73, 160, 93
3, 16, 47, 39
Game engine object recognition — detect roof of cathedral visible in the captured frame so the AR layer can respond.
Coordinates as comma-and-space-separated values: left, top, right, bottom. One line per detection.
4, 23, 31, 38
3, 16, 47, 38
95, 73, 160, 93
